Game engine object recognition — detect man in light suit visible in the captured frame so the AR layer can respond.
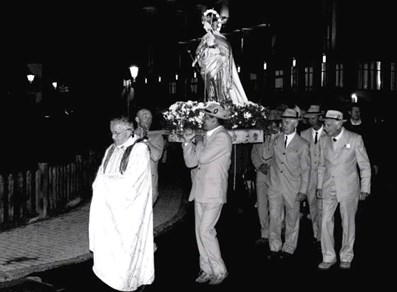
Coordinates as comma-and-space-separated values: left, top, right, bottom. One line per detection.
134, 108, 166, 206
251, 111, 282, 245
182, 102, 232, 285
317, 110, 371, 270
268, 107, 310, 260
300, 105, 325, 247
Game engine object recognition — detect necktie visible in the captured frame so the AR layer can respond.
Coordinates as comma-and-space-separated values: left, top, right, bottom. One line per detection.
284, 136, 288, 148
314, 131, 318, 144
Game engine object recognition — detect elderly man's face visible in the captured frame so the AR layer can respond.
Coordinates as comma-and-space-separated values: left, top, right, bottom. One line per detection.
282, 118, 298, 135
110, 122, 132, 146
323, 120, 342, 137
137, 110, 153, 131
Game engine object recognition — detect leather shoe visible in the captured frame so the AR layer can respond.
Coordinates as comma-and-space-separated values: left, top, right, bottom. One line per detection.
195, 271, 213, 283
208, 272, 228, 285
280, 251, 293, 260
340, 261, 351, 269
267, 251, 280, 261
318, 261, 336, 270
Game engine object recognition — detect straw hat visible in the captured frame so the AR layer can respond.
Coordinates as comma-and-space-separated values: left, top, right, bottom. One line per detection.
201, 103, 231, 120
303, 105, 324, 118
320, 110, 347, 122
281, 108, 301, 119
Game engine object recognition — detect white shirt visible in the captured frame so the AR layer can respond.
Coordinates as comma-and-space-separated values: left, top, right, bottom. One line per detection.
285, 131, 296, 148
312, 126, 324, 141
206, 125, 222, 138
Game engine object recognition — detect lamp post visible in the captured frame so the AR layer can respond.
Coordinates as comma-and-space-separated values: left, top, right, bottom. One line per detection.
27, 74, 35, 84
125, 65, 139, 117
129, 65, 139, 82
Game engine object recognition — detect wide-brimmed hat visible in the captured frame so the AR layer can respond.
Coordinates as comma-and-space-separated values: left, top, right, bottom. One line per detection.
320, 110, 347, 122
201, 103, 231, 120
281, 108, 301, 119
303, 105, 323, 118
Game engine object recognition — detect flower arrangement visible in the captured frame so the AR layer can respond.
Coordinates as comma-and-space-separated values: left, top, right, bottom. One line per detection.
222, 100, 270, 130
161, 100, 206, 133
161, 99, 270, 133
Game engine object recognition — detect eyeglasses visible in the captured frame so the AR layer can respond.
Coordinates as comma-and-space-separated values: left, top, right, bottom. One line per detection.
110, 128, 131, 136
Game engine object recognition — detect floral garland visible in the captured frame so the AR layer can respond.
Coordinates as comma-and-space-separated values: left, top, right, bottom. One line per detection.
161, 99, 271, 134
161, 100, 206, 133
202, 8, 223, 32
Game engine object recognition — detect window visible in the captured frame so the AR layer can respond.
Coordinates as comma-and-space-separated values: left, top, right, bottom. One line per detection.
358, 61, 382, 90
169, 81, 177, 94
275, 69, 284, 91
249, 73, 258, 90
335, 63, 343, 88
321, 62, 327, 87
305, 66, 314, 91
391, 62, 396, 91
190, 77, 198, 94
291, 67, 298, 90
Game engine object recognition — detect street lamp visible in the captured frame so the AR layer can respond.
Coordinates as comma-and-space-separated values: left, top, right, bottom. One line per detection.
27, 74, 35, 83
125, 65, 139, 117
129, 65, 139, 81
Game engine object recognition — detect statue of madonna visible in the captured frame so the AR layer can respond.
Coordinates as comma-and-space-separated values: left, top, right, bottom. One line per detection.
193, 9, 248, 105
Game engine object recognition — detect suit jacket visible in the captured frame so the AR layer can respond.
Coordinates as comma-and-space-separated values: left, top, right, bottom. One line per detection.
147, 132, 166, 203
317, 128, 371, 201
268, 133, 310, 196
183, 126, 232, 204
251, 133, 280, 185
300, 128, 326, 194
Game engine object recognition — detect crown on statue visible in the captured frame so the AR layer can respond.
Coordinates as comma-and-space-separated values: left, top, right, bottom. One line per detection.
202, 9, 226, 32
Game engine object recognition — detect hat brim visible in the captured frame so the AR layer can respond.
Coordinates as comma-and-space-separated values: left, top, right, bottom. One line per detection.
303, 112, 323, 118
201, 108, 231, 120
320, 117, 347, 122
281, 115, 302, 120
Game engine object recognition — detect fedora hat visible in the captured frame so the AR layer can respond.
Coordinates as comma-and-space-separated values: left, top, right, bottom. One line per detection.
303, 105, 323, 118
281, 108, 301, 119
321, 110, 347, 122
201, 102, 231, 120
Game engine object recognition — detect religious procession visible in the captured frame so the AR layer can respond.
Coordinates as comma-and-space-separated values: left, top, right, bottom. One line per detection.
2, 1, 392, 291
88, 7, 379, 291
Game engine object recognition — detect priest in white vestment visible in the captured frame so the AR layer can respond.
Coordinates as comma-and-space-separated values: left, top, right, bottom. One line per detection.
89, 116, 154, 291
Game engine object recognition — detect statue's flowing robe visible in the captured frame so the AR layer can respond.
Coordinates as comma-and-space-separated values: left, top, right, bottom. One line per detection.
196, 31, 248, 105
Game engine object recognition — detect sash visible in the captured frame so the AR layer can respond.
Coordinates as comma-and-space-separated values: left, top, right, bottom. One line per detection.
103, 137, 148, 174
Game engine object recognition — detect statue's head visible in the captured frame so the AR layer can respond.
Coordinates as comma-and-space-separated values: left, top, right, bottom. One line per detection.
201, 9, 225, 33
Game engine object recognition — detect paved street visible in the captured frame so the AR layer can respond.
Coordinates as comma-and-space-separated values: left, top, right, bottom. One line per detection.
0, 143, 393, 291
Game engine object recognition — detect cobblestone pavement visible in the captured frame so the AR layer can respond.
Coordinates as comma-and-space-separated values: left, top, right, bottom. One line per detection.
0, 182, 187, 284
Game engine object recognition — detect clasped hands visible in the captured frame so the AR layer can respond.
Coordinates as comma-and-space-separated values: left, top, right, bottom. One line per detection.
182, 128, 203, 144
